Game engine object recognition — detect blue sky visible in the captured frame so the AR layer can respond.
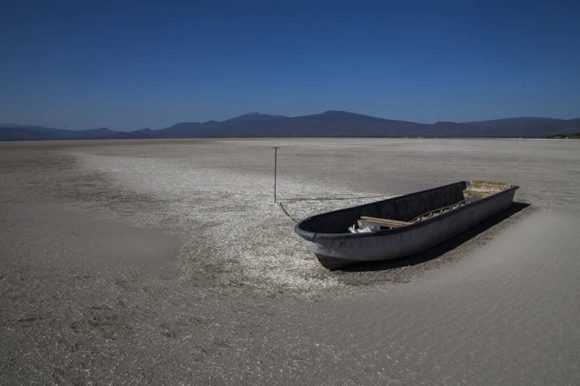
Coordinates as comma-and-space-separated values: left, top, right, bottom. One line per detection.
1, 0, 579, 130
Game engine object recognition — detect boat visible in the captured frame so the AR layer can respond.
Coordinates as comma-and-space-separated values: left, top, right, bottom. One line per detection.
294, 180, 518, 269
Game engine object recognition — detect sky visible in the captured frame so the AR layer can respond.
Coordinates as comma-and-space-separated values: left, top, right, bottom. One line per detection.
1, 0, 579, 130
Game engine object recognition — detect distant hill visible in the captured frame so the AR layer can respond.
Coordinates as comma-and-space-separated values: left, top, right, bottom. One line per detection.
157, 111, 427, 138
546, 132, 580, 139
0, 125, 132, 141
2, 111, 579, 141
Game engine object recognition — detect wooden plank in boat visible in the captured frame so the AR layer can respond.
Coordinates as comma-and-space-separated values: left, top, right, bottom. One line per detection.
359, 216, 411, 228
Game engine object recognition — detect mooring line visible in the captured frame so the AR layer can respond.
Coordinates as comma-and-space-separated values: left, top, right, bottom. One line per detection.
277, 201, 300, 224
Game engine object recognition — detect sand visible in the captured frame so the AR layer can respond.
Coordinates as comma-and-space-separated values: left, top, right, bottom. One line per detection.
1, 138, 579, 384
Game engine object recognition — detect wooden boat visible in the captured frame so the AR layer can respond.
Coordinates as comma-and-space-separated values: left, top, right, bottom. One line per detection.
294, 181, 518, 269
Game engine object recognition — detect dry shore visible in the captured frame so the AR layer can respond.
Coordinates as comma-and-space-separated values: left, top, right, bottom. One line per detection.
1, 138, 579, 384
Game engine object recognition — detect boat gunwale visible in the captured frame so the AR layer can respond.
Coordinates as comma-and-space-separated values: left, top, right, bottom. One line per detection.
294, 181, 519, 241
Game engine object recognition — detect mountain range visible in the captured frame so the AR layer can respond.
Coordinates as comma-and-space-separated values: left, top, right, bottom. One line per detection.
1, 111, 579, 141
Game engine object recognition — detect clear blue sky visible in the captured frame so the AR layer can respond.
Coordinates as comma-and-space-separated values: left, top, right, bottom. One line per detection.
1, 0, 579, 130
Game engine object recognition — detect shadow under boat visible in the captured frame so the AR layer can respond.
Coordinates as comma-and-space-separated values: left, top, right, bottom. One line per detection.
339, 201, 530, 272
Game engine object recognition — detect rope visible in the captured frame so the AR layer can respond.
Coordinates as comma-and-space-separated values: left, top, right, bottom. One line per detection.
410, 200, 467, 223
277, 202, 300, 224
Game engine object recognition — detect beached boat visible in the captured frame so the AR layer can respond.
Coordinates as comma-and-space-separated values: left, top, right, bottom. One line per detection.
294, 181, 518, 269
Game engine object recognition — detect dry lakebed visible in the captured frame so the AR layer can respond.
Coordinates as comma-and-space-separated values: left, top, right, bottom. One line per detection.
1, 138, 579, 384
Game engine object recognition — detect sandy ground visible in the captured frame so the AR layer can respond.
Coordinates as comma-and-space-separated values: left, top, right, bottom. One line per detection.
1, 138, 579, 384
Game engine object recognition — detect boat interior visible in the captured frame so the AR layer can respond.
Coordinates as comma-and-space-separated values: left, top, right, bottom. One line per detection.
297, 180, 513, 234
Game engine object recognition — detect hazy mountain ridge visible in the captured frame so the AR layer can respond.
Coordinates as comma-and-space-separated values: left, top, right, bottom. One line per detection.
2, 111, 579, 141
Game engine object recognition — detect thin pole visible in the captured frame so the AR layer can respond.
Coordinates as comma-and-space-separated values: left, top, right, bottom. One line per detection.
273, 146, 279, 202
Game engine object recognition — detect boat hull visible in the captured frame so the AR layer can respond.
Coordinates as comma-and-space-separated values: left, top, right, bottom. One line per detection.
294, 181, 518, 269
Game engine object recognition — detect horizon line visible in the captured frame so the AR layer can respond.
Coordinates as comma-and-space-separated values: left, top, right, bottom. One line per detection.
2, 110, 580, 132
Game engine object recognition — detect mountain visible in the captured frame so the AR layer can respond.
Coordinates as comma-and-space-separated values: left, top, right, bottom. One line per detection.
223, 112, 288, 123
1, 112, 579, 141
151, 112, 580, 138
157, 111, 429, 138
0, 125, 151, 141
463, 117, 580, 137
